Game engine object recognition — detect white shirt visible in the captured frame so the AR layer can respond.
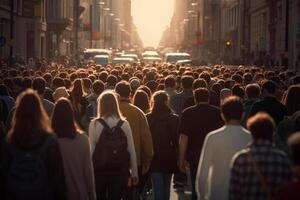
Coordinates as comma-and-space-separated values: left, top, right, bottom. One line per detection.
88, 116, 138, 178
196, 125, 251, 200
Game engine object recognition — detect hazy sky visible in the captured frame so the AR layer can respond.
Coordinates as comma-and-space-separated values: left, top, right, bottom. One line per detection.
132, 0, 174, 47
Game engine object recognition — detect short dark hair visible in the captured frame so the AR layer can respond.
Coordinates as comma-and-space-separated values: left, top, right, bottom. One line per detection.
32, 77, 46, 95
165, 75, 176, 88
193, 78, 207, 90
288, 132, 300, 165
221, 96, 244, 121
262, 80, 277, 94
92, 80, 105, 96
232, 84, 245, 99
194, 88, 210, 103
181, 75, 194, 89
115, 81, 131, 98
247, 112, 275, 141
106, 75, 118, 87
246, 84, 260, 99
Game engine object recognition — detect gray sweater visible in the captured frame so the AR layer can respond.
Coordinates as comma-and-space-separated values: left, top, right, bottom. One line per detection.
58, 133, 96, 200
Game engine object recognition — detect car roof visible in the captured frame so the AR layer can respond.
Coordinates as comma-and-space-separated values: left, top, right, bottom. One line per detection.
94, 55, 109, 58
165, 52, 190, 56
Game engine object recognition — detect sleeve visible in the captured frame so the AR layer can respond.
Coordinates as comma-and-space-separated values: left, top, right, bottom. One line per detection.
249, 103, 258, 118
82, 136, 97, 200
46, 138, 66, 200
123, 121, 138, 179
196, 134, 214, 200
88, 120, 101, 153
139, 112, 153, 167
228, 155, 242, 200
179, 111, 190, 136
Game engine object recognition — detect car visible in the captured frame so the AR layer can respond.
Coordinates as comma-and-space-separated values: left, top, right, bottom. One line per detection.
112, 57, 134, 65
94, 55, 109, 65
121, 54, 139, 62
142, 57, 162, 64
83, 49, 111, 60
142, 51, 160, 58
176, 59, 192, 65
164, 53, 191, 63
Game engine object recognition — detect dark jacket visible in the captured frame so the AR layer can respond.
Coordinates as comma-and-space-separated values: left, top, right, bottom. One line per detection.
249, 96, 287, 125
276, 111, 300, 154
1, 131, 66, 200
146, 111, 179, 173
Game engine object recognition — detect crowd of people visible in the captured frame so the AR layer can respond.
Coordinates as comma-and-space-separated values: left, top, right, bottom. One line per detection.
0, 61, 300, 200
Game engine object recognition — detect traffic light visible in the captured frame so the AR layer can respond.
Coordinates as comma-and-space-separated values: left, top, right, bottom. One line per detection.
225, 40, 232, 47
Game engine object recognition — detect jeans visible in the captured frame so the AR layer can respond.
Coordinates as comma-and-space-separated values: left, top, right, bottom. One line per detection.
95, 172, 128, 200
151, 172, 172, 200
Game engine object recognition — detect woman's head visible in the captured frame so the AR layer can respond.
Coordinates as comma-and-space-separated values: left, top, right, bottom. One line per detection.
52, 98, 78, 139
151, 90, 172, 113
71, 79, 86, 102
97, 91, 123, 119
8, 89, 51, 144
133, 90, 150, 113
284, 85, 300, 115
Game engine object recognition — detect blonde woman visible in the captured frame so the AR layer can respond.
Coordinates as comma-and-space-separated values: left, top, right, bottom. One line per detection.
88, 91, 138, 200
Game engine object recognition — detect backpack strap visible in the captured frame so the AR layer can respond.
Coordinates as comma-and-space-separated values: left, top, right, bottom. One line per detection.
97, 118, 110, 129
114, 120, 124, 130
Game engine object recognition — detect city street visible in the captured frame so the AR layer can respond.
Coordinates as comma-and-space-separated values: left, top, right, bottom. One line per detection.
1, 1, 300, 200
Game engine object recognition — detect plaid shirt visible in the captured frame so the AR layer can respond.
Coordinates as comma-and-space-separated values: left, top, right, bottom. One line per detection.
229, 140, 293, 200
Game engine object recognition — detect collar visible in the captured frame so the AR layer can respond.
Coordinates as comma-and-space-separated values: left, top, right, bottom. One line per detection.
250, 139, 274, 147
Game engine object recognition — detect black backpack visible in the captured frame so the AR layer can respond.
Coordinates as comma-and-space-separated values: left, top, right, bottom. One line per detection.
93, 118, 130, 173
5, 136, 54, 199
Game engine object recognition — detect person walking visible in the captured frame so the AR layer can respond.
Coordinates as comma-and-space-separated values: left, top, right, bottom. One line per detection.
1, 89, 66, 200
196, 96, 251, 200
70, 79, 89, 129
115, 81, 153, 197
89, 91, 138, 200
147, 91, 179, 200
179, 88, 223, 200
276, 132, 300, 199
52, 98, 96, 200
229, 112, 293, 200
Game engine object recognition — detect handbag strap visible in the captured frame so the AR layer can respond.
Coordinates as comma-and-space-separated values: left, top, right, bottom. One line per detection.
248, 150, 272, 199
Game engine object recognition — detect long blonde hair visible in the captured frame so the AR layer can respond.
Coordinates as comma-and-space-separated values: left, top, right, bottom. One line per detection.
97, 91, 124, 119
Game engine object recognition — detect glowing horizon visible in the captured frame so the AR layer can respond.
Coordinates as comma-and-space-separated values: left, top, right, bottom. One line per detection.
132, 0, 174, 47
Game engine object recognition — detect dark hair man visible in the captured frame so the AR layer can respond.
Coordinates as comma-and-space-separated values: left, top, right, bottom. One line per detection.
249, 80, 287, 125
179, 88, 223, 200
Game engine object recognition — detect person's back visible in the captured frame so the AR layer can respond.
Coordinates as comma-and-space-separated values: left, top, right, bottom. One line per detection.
197, 126, 250, 199
58, 134, 95, 200
250, 96, 286, 125
250, 81, 287, 125
119, 100, 152, 167
196, 96, 251, 200
229, 113, 292, 200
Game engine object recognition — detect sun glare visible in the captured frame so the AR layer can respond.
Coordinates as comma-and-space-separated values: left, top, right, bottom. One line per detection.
132, 0, 174, 47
